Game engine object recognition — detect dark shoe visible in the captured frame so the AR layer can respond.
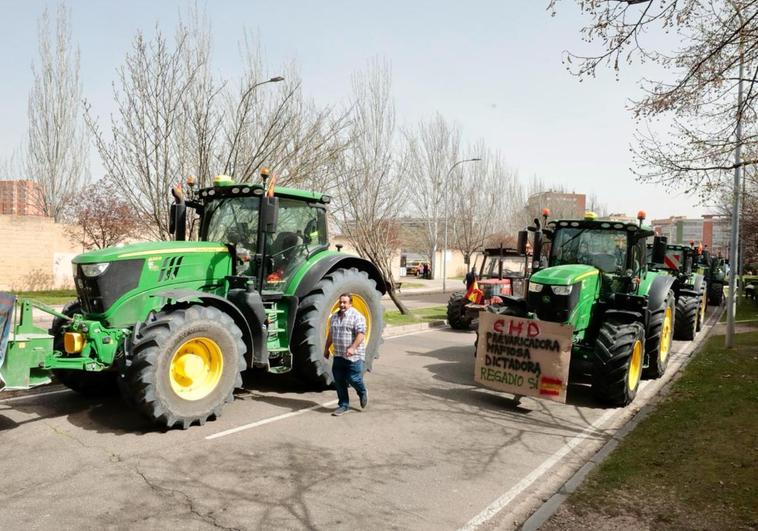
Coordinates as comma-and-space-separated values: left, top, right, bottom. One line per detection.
331, 406, 350, 417
360, 393, 368, 409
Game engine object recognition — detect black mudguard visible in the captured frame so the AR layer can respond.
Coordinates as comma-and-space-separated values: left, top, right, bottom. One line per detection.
294, 254, 387, 299
647, 275, 676, 311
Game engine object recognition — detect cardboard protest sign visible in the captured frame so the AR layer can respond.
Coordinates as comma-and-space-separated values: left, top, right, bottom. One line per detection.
475, 311, 573, 403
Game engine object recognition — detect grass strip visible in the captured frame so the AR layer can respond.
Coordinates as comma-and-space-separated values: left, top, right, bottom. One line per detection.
556, 331, 757, 530
9, 289, 77, 305
384, 305, 447, 326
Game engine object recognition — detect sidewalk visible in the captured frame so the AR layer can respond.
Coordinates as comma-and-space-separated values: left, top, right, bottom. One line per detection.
386, 276, 451, 296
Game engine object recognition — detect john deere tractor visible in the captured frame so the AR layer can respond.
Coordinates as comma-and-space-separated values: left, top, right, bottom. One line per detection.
696, 249, 727, 305
487, 212, 676, 405
647, 240, 707, 340
447, 246, 529, 330
0, 171, 385, 429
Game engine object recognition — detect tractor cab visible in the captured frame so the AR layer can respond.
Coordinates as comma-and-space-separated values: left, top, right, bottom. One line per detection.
174, 173, 330, 298
476, 247, 529, 298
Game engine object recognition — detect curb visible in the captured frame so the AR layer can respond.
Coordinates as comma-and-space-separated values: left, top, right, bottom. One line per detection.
518, 306, 726, 531
382, 319, 448, 338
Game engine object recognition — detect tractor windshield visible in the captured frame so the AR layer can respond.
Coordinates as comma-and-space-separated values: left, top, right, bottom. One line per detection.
481, 255, 526, 278
204, 196, 260, 250
550, 228, 628, 273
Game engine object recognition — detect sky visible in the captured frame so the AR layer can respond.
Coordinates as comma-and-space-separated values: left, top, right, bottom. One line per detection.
0, 0, 711, 220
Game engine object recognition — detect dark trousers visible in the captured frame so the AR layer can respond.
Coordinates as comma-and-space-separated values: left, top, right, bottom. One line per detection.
332, 356, 366, 409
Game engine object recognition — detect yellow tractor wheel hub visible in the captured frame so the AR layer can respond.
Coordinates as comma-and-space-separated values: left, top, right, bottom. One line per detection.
628, 339, 643, 391
169, 337, 223, 401
660, 306, 673, 364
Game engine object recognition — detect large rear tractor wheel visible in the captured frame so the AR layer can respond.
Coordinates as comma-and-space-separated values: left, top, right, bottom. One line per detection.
123, 305, 245, 429
50, 300, 117, 397
674, 294, 698, 341
447, 292, 474, 330
592, 320, 645, 406
292, 267, 384, 387
696, 284, 708, 332
644, 291, 675, 379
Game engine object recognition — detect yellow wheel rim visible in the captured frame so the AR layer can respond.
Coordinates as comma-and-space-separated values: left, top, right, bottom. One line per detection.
700, 291, 707, 324
169, 337, 224, 401
660, 306, 673, 364
628, 339, 643, 391
325, 295, 373, 352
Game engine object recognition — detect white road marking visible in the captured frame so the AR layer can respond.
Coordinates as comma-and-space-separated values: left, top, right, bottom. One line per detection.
459, 408, 618, 531
206, 399, 339, 440
0, 388, 71, 404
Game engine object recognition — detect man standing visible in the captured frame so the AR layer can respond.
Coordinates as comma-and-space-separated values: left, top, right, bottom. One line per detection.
324, 293, 368, 416
464, 266, 477, 290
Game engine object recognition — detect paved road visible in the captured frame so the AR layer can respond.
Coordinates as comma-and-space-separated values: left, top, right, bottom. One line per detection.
0, 309, 718, 530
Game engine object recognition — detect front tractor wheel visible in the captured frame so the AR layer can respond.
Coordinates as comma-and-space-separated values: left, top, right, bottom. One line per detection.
644, 291, 675, 379
292, 267, 384, 387
674, 294, 699, 341
447, 292, 474, 330
592, 320, 645, 406
124, 305, 246, 430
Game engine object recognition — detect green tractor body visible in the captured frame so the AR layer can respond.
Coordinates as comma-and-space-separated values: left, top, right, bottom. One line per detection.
696, 250, 727, 305
0, 176, 386, 428
490, 214, 676, 405
647, 242, 708, 340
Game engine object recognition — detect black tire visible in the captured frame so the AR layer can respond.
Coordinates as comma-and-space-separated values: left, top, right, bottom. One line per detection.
124, 305, 245, 429
447, 292, 474, 330
696, 284, 708, 332
591, 320, 645, 406
49, 300, 118, 397
708, 282, 724, 305
292, 267, 384, 387
644, 291, 675, 379
674, 295, 698, 341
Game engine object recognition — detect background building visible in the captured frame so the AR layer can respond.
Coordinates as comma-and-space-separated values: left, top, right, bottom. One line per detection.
0, 180, 43, 216
526, 191, 586, 220
652, 214, 730, 255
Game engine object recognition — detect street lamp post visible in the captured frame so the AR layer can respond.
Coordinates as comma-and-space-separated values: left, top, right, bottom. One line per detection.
442, 157, 481, 293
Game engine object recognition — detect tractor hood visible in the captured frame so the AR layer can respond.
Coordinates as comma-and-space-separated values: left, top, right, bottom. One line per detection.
72, 241, 229, 264
530, 264, 598, 286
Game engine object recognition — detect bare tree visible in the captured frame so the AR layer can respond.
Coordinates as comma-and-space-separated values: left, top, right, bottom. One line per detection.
404, 114, 462, 276
65, 178, 140, 249
86, 14, 348, 240
334, 59, 410, 313
25, 4, 88, 222
551, 0, 758, 197
450, 143, 521, 268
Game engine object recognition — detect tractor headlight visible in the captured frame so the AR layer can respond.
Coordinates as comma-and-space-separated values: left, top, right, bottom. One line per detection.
80, 263, 110, 277
551, 285, 574, 296
528, 282, 544, 293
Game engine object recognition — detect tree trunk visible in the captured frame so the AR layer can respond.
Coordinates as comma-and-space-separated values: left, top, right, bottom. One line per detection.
386, 284, 410, 314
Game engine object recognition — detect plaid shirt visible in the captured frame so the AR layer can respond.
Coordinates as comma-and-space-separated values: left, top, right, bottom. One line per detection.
329, 307, 367, 361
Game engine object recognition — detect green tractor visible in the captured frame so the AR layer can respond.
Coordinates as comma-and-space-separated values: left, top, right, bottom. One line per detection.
488, 211, 676, 405
447, 246, 529, 330
0, 171, 385, 429
647, 240, 707, 340
696, 248, 727, 306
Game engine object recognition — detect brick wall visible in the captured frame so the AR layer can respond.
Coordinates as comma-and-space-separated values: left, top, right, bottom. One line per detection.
0, 215, 81, 291
0, 180, 44, 216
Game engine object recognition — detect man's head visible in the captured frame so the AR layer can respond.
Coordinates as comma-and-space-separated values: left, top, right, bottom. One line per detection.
338, 293, 353, 313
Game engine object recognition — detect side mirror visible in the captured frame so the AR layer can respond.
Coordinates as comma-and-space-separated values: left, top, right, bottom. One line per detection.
532, 231, 544, 270
517, 230, 528, 255
261, 196, 279, 234
652, 236, 666, 264
169, 203, 186, 241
